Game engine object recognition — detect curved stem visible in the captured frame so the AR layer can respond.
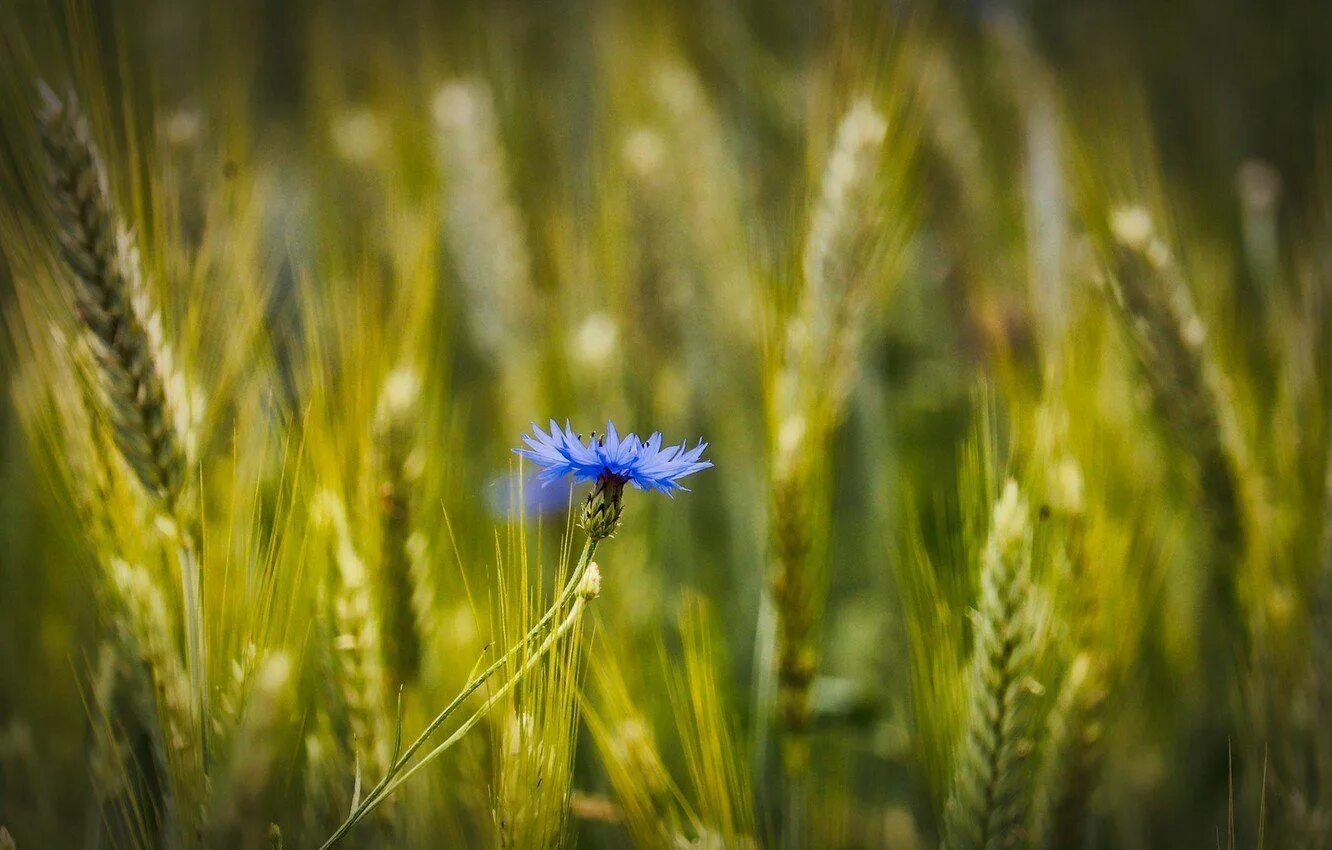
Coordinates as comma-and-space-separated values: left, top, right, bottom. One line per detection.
317, 535, 598, 850
368, 593, 590, 805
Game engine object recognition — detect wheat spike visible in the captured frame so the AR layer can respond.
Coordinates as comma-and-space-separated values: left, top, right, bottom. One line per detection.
1105, 206, 1252, 684
943, 480, 1045, 850
772, 98, 889, 761
799, 97, 890, 416
374, 368, 425, 688
107, 558, 205, 844
315, 492, 390, 780
36, 86, 189, 512
37, 87, 208, 772
432, 81, 533, 358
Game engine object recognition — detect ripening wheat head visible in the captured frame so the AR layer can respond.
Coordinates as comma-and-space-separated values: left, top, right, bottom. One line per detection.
36, 85, 191, 513
943, 480, 1047, 850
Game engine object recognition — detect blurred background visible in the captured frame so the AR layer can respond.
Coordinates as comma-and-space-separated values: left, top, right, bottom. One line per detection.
0, 0, 1329, 847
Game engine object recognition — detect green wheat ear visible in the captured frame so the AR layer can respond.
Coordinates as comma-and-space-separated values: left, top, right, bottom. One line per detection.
35, 83, 210, 788
943, 480, 1046, 850
36, 84, 190, 513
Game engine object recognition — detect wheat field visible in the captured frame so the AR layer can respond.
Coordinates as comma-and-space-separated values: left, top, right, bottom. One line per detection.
0, 1, 1329, 848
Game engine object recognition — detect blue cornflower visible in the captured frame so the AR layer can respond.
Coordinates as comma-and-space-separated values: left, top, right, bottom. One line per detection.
515, 420, 713, 538
516, 420, 712, 494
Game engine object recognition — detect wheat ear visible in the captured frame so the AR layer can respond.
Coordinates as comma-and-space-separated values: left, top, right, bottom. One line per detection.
36, 85, 188, 510
943, 480, 1045, 850
37, 85, 207, 773
374, 368, 425, 688
314, 491, 391, 780
1105, 207, 1249, 654
772, 98, 889, 758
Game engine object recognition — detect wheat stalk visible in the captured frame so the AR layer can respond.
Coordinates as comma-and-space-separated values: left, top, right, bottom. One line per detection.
374, 368, 426, 690
315, 491, 391, 780
36, 85, 190, 512
36, 85, 209, 781
943, 480, 1045, 850
771, 97, 888, 769
108, 558, 205, 845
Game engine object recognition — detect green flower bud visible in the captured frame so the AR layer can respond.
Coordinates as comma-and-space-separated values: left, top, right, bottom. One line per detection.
581, 473, 626, 540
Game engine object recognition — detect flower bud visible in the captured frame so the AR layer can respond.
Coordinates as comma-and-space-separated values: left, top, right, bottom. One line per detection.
581, 472, 627, 540
578, 562, 603, 600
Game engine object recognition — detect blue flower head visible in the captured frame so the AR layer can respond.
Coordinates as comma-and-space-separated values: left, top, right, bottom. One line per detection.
515, 420, 713, 495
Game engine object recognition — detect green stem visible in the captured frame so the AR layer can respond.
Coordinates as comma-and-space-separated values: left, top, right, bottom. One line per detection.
317, 535, 598, 850
366, 593, 590, 805
174, 520, 208, 776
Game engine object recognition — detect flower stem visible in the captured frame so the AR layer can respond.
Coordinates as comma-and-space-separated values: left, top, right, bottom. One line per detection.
363, 592, 591, 806
317, 535, 598, 849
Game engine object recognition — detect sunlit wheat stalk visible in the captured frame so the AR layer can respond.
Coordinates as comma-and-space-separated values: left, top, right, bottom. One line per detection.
943, 480, 1045, 850
491, 556, 589, 848
374, 368, 426, 688
314, 491, 391, 781
771, 97, 887, 772
1105, 206, 1250, 658
36, 85, 208, 777
669, 595, 757, 847
108, 558, 205, 843
584, 696, 681, 849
